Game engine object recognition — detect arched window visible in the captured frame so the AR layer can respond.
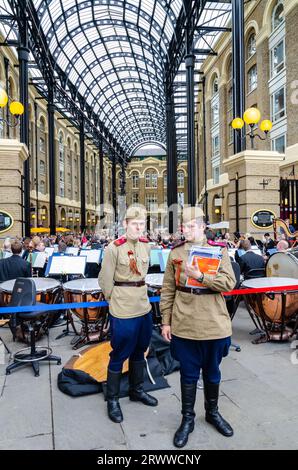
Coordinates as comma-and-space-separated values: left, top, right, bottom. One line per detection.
177, 171, 184, 188
40, 180, 46, 194
145, 169, 158, 188
131, 171, 139, 189
247, 32, 256, 59
212, 76, 219, 96
272, 2, 284, 32
58, 133, 65, 197
39, 160, 45, 175
40, 116, 46, 131
59, 133, 64, 162
8, 77, 15, 100
39, 136, 45, 153
227, 58, 232, 82
248, 65, 258, 92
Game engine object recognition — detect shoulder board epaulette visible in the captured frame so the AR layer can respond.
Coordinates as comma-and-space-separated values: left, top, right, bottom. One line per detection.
139, 237, 149, 243
114, 237, 127, 247
208, 240, 226, 248
171, 240, 186, 250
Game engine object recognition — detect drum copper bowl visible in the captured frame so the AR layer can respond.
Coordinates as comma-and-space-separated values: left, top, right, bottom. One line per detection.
63, 279, 105, 322
243, 278, 298, 324
0, 278, 60, 305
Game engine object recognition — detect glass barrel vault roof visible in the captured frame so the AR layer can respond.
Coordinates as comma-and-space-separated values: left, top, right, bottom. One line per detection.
0, 0, 232, 158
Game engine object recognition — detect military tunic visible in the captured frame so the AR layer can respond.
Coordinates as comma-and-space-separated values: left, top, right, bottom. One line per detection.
160, 238, 236, 341
99, 237, 151, 318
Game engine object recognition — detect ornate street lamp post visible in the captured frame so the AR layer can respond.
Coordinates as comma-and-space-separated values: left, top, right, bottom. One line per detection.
232, 107, 273, 150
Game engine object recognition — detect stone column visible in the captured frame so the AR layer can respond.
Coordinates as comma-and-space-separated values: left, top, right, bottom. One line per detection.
0, 139, 29, 238
223, 150, 284, 235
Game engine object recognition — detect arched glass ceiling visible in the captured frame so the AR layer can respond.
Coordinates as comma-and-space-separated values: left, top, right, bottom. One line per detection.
31, 0, 183, 155
0, 0, 232, 158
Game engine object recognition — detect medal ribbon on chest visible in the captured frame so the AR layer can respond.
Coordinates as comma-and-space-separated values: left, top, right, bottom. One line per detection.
128, 250, 141, 276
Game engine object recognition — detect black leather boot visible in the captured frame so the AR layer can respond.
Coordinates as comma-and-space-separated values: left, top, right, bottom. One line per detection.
106, 369, 123, 423
173, 383, 197, 448
204, 382, 233, 437
128, 360, 158, 406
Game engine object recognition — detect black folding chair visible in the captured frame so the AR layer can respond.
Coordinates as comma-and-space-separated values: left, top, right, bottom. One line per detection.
5, 278, 61, 377
244, 268, 266, 280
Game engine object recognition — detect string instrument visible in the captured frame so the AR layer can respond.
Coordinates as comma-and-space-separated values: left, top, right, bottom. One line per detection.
273, 218, 298, 242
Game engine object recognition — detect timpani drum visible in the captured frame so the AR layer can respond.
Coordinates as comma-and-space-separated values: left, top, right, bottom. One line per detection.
266, 250, 298, 278
242, 277, 298, 341
0, 278, 61, 341
0, 277, 61, 305
62, 278, 108, 349
145, 274, 164, 325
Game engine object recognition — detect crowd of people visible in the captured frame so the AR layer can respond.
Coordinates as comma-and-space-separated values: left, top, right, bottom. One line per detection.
0, 221, 296, 284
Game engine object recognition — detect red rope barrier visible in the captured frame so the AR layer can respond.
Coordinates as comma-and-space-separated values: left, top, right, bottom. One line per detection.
222, 284, 298, 297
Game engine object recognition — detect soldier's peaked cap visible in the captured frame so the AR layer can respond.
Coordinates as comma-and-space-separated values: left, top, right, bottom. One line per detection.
124, 206, 147, 220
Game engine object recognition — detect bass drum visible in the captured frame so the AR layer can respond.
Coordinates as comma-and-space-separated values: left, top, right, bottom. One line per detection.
266, 250, 298, 279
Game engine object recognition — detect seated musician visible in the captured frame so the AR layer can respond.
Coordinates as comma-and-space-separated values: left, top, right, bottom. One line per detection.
277, 240, 289, 253
0, 240, 31, 282
237, 240, 265, 279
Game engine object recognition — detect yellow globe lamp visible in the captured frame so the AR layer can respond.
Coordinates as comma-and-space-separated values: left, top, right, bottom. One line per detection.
260, 120, 273, 133
0, 88, 8, 108
232, 118, 244, 130
9, 101, 24, 116
215, 208, 221, 215
243, 107, 261, 126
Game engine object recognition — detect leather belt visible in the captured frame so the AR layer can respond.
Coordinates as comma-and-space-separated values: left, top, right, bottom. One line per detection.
177, 286, 214, 295
114, 281, 145, 287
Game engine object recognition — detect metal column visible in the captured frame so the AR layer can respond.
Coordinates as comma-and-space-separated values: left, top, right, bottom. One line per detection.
232, 0, 246, 154
166, 86, 178, 233
202, 76, 209, 223
99, 138, 104, 209
34, 101, 39, 225
111, 152, 117, 231
18, 1, 30, 237
185, 49, 196, 206
79, 118, 86, 233
4, 58, 9, 139
48, 82, 56, 234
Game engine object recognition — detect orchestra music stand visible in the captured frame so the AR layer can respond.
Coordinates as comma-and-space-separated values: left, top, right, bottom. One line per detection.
45, 255, 87, 340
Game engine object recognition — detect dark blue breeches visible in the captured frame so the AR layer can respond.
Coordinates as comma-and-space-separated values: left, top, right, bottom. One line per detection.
108, 312, 153, 372
171, 335, 231, 385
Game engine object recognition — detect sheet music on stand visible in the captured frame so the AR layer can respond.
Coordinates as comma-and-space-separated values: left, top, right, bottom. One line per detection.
79, 249, 102, 264
32, 252, 48, 269
66, 247, 79, 256
45, 255, 87, 276
45, 247, 55, 257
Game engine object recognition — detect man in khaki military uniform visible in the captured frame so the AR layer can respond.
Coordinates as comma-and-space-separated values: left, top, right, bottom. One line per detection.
99, 207, 158, 423
160, 206, 236, 448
